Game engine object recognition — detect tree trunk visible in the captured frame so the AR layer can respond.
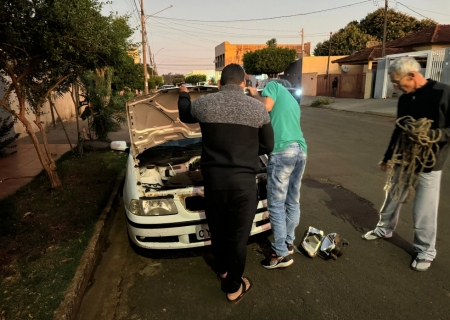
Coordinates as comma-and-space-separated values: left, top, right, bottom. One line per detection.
35, 102, 62, 188
50, 97, 74, 153
17, 113, 62, 188
73, 83, 83, 155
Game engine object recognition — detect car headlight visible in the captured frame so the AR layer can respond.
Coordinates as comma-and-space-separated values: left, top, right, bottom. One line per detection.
129, 197, 178, 216
295, 89, 302, 96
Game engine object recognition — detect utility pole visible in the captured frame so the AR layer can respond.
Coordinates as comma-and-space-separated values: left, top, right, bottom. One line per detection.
141, 5, 173, 91
148, 45, 154, 77
326, 32, 332, 95
301, 28, 304, 57
140, 0, 148, 94
382, 0, 388, 57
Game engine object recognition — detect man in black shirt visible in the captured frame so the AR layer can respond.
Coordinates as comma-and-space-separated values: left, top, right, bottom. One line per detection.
178, 64, 274, 302
362, 57, 450, 272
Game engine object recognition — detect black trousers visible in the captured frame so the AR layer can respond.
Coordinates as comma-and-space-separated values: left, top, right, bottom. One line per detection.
204, 187, 257, 293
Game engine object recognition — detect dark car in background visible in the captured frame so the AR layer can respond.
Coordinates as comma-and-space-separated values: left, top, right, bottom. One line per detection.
257, 79, 302, 103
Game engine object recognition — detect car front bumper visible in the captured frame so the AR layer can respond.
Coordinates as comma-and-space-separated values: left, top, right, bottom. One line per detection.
126, 207, 271, 250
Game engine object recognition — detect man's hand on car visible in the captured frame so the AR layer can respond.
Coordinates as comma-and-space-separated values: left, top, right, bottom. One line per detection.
179, 85, 189, 94
379, 161, 388, 172
246, 86, 258, 97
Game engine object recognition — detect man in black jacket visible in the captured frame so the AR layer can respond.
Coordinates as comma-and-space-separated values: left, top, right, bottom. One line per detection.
362, 57, 450, 272
178, 64, 274, 302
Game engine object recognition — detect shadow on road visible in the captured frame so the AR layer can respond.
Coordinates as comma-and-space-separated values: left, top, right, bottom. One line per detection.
303, 178, 415, 257
129, 230, 274, 267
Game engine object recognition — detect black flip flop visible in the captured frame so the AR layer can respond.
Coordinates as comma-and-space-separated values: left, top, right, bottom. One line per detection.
226, 277, 253, 304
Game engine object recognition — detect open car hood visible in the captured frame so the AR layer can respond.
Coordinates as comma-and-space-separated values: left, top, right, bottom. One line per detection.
126, 86, 219, 157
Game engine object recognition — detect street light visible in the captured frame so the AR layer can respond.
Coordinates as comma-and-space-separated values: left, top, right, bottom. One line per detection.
145, 5, 173, 20
141, 4, 173, 94
152, 48, 164, 76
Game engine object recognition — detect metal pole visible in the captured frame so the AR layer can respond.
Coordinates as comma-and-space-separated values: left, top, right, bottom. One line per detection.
141, 0, 148, 94
153, 48, 164, 76
301, 28, 304, 57
148, 45, 153, 76
145, 5, 173, 81
382, 0, 388, 57
326, 32, 332, 95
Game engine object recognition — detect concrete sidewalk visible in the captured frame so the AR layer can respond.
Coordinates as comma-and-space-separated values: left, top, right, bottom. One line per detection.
300, 96, 398, 117
0, 117, 129, 199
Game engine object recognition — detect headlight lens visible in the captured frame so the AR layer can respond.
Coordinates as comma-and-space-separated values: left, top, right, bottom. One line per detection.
295, 89, 302, 96
129, 198, 178, 216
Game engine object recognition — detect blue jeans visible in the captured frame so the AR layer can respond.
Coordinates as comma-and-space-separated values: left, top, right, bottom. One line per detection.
374, 170, 442, 260
267, 143, 307, 256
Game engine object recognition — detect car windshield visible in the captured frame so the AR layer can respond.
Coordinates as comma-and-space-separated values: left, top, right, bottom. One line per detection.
260, 79, 293, 88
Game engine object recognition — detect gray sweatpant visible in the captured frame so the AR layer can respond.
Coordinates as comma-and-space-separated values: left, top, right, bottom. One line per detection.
374, 170, 442, 260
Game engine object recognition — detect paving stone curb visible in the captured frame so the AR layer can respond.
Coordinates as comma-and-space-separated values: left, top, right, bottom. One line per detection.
305, 104, 396, 118
53, 169, 125, 320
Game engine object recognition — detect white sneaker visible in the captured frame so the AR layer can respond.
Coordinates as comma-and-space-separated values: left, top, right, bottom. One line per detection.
411, 258, 432, 272
361, 230, 383, 240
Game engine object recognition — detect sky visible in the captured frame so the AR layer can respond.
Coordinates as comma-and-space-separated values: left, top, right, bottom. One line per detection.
102, 0, 450, 75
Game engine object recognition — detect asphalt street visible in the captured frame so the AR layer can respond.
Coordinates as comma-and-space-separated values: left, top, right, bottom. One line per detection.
76, 106, 450, 320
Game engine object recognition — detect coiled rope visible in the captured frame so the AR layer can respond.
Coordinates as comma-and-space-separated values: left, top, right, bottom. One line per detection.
384, 116, 442, 203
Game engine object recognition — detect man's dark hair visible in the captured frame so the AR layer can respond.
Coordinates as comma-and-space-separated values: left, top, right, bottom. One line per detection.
220, 64, 245, 85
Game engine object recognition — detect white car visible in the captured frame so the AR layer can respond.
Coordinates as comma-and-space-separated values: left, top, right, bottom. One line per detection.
112, 86, 270, 249
158, 85, 175, 90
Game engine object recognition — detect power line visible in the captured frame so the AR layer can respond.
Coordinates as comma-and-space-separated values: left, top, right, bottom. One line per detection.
396, 2, 431, 20
152, 1, 372, 23
147, 24, 307, 39
123, 0, 140, 27
148, 18, 326, 39
405, 5, 450, 18
158, 64, 214, 67
150, 18, 218, 43
159, 55, 214, 59
146, 30, 212, 49
150, 18, 299, 33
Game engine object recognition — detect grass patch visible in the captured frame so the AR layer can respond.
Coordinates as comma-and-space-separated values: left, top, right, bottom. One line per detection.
0, 148, 127, 320
310, 97, 332, 108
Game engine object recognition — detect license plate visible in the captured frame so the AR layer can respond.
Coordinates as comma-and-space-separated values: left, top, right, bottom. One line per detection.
195, 224, 211, 241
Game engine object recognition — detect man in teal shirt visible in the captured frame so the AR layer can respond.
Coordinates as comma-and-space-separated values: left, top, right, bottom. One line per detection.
248, 80, 307, 269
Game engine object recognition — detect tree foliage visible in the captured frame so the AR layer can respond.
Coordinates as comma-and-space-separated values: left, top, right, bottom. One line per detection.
0, 0, 136, 188
313, 8, 437, 56
112, 56, 144, 92
80, 70, 127, 141
359, 8, 437, 42
147, 76, 163, 90
162, 73, 185, 85
185, 74, 207, 84
172, 76, 185, 85
266, 38, 277, 48
314, 23, 377, 56
243, 45, 296, 76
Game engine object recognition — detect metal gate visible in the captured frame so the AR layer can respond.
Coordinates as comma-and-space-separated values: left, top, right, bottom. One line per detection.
377, 48, 447, 98
426, 48, 446, 81
317, 74, 366, 99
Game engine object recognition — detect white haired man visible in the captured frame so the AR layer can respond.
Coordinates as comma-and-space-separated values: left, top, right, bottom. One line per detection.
362, 56, 450, 271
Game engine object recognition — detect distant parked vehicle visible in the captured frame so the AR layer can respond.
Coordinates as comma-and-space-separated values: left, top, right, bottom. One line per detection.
257, 79, 302, 103
159, 85, 175, 90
